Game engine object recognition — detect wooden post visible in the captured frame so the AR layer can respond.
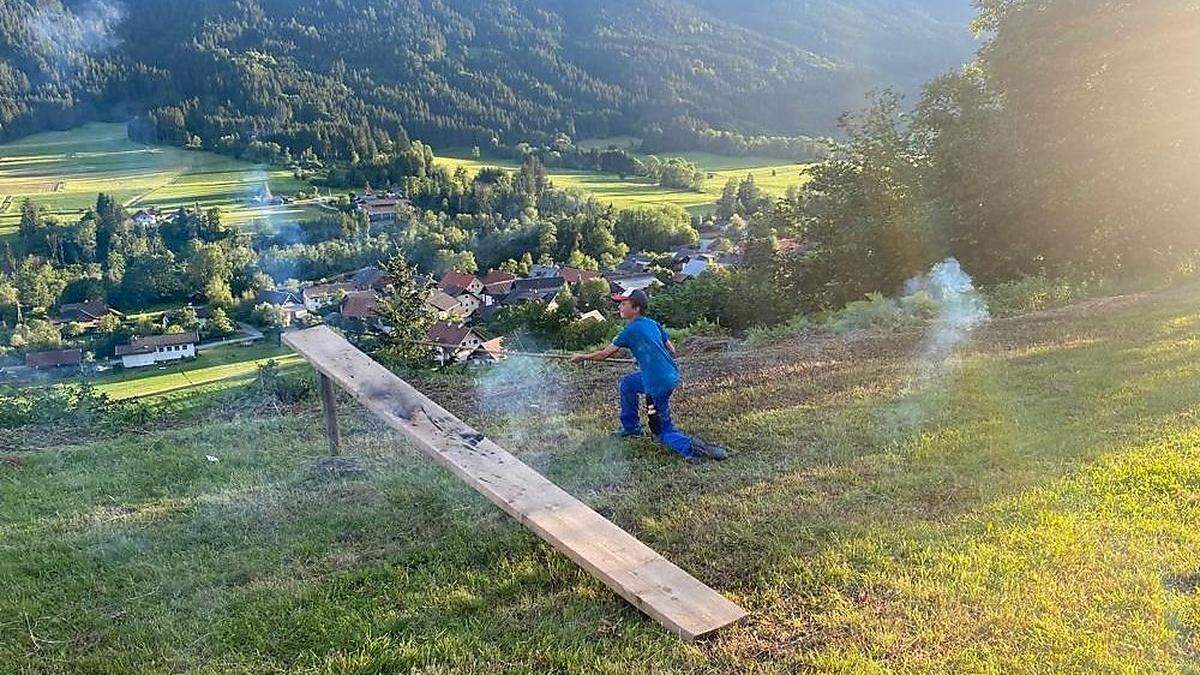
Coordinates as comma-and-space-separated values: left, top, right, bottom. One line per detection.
317, 371, 340, 456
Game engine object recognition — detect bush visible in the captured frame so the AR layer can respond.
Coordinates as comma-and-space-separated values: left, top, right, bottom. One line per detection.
982, 276, 1094, 318
744, 314, 812, 347
825, 291, 939, 334
0, 382, 114, 430
253, 360, 313, 404
668, 317, 730, 343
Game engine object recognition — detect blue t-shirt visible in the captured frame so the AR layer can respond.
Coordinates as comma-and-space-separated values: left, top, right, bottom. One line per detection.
613, 317, 679, 396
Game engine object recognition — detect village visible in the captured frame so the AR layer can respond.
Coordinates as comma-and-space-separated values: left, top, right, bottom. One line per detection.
9, 188, 746, 385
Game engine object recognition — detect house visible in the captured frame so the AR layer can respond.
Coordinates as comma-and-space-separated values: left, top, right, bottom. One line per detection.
443, 285, 482, 317
255, 289, 308, 325
438, 270, 484, 296
130, 208, 160, 227
605, 272, 661, 295
617, 253, 655, 274
340, 291, 382, 329
356, 196, 406, 226
26, 348, 82, 370
301, 282, 354, 311
349, 266, 389, 291
115, 331, 199, 368
677, 254, 717, 280
482, 270, 517, 295
427, 321, 487, 364
468, 337, 507, 364
529, 264, 562, 279
428, 289, 465, 316
502, 276, 565, 308
560, 267, 600, 285
55, 299, 118, 325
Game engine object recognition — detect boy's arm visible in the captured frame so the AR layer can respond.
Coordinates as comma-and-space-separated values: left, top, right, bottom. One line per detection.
665, 339, 677, 357
570, 344, 620, 363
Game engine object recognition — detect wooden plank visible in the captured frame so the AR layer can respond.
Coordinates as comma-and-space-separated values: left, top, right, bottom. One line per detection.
317, 372, 340, 456
283, 326, 747, 641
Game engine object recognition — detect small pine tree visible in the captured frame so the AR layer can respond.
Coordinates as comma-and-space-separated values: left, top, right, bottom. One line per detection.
208, 307, 235, 337
372, 254, 435, 366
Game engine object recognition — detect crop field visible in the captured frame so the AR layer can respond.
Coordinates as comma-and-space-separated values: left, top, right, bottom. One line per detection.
436, 147, 810, 214
0, 124, 323, 235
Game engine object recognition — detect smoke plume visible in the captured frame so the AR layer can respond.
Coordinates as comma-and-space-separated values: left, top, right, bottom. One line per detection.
905, 257, 990, 379
27, 0, 127, 74
475, 353, 576, 465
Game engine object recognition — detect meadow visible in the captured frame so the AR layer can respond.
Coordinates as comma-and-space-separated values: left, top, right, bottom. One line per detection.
4, 285, 1200, 672
0, 123, 324, 235
89, 343, 301, 401
435, 147, 810, 214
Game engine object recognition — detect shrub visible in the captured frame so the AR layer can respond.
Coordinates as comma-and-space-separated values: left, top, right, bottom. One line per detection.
253, 360, 313, 404
0, 382, 114, 430
982, 276, 1091, 318
825, 291, 939, 334
745, 314, 812, 347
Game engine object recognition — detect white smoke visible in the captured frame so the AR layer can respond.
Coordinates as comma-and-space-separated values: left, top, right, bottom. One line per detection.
904, 257, 990, 377
27, 1, 127, 74
475, 354, 576, 465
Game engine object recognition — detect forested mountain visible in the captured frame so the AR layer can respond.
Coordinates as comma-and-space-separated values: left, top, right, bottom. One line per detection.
0, 0, 974, 160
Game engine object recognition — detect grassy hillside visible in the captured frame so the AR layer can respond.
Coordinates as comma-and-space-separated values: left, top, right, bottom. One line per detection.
5, 287, 1200, 671
436, 149, 810, 214
0, 124, 323, 235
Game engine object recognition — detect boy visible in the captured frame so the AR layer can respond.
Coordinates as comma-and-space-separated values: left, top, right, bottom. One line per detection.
570, 289, 727, 461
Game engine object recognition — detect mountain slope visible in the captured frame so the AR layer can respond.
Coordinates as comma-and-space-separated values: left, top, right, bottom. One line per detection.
0, 0, 976, 155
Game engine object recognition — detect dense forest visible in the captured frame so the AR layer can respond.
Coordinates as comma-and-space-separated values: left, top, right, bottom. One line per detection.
0, 0, 974, 162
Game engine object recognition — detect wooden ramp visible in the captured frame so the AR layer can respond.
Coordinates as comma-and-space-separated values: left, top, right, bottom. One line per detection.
283, 326, 747, 641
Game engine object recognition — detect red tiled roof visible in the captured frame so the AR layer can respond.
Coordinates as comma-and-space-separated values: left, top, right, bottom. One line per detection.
427, 321, 474, 347
483, 270, 516, 285
340, 291, 379, 319
472, 337, 506, 361
439, 270, 478, 290
561, 267, 599, 284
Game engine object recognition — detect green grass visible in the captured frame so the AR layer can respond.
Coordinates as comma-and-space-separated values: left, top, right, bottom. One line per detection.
0, 123, 323, 234
5, 288, 1200, 671
88, 343, 301, 400
436, 148, 809, 214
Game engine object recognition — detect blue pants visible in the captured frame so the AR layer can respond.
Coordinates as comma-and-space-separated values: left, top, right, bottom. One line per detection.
619, 371, 694, 458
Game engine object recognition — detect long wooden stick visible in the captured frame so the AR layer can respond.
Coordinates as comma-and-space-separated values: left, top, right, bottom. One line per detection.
410, 339, 638, 365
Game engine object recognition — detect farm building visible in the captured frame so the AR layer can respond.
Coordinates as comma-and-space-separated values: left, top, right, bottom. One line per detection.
115, 332, 199, 369
25, 348, 83, 371
55, 300, 119, 325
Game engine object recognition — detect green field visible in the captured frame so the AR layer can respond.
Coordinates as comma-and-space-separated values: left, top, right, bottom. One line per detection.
91, 343, 300, 400
5, 286, 1200, 671
0, 123, 324, 235
436, 148, 810, 214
